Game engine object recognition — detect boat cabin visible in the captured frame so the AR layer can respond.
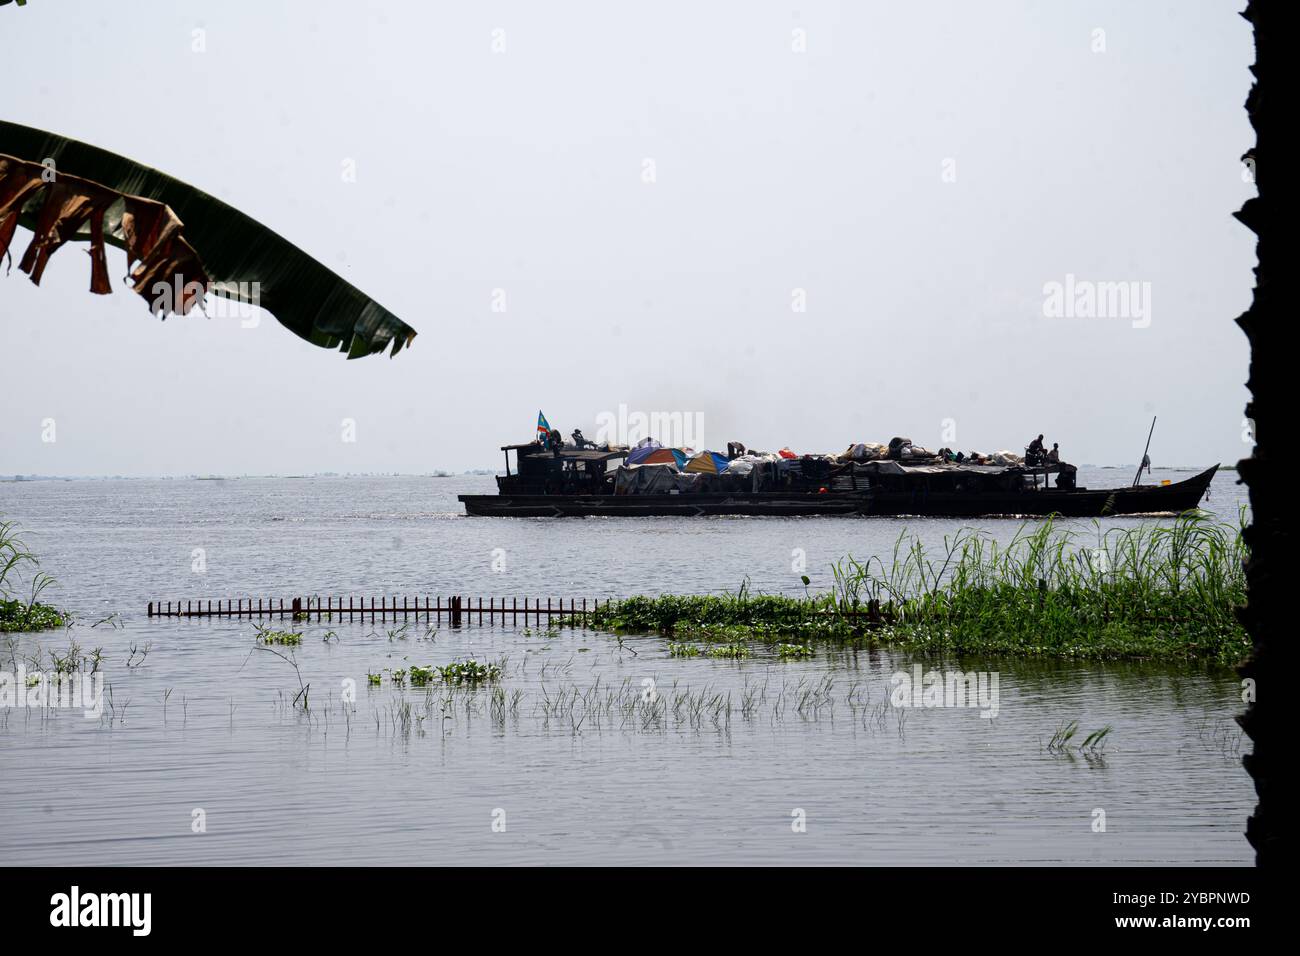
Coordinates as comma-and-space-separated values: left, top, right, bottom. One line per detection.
497, 443, 629, 495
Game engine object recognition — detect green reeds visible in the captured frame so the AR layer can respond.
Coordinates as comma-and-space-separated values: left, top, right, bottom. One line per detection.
1046, 721, 1112, 754
254, 625, 303, 646
581, 511, 1249, 664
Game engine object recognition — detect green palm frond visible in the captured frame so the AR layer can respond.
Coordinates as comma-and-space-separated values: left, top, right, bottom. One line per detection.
1, 121, 415, 359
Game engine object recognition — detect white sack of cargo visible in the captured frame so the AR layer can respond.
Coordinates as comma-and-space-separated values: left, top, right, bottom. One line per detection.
990, 449, 1023, 465
724, 458, 755, 476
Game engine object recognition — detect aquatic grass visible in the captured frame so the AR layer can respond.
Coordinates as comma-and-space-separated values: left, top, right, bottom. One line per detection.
254, 625, 303, 646
0, 519, 66, 632
1045, 721, 1112, 754
576, 511, 1249, 664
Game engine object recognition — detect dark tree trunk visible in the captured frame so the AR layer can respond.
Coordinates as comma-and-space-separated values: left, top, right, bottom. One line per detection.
1235, 0, 1283, 866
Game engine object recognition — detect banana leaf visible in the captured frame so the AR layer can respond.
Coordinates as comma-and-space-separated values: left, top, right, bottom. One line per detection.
1, 121, 416, 359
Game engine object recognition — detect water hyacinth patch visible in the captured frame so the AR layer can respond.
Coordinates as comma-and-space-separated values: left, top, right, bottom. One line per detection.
0, 519, 66, 633
436, 659, 501, 684
366, 659, 502, 686
776, 643, 815, 659
1, 597, 65, 633
704, 642, 748, 659
409, 665, 437, 687
254, 626, 303, 646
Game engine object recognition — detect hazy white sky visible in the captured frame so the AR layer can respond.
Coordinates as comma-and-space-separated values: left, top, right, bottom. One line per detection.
1, 0, 1254, 475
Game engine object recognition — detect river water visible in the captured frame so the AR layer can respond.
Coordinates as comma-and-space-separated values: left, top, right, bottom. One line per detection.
0, 467, 1252, 864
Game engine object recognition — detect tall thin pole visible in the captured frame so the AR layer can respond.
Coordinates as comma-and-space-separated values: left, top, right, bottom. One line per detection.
1132, 415, 1157, 487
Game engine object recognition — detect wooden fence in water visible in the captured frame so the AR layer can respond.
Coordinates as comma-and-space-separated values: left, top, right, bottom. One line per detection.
146, 595, 606, 627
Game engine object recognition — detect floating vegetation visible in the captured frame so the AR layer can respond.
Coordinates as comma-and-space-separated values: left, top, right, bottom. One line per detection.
575, 512, 1249, 664
668, 641, 748, 659
776, 643, 815, 659
704, 642, 748, 659
254, 625, 303, 646
0, 599, 63, 632
0, 519, 66, 633
436, 659, 501, 683
368, 658, 502, 687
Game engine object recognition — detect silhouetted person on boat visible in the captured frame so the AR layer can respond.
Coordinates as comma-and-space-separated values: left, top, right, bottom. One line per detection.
1046, 443, 1060, 464
1026, 434, 1046, 465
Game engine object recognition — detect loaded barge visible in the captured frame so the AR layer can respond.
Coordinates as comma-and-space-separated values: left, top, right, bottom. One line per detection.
458, 439, 1217, 519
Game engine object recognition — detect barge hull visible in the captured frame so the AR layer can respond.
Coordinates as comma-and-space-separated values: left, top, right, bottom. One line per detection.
459, 466, 1218, 518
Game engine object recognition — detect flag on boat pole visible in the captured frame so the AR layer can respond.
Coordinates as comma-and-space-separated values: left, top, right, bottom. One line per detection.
537, 411, 551, 444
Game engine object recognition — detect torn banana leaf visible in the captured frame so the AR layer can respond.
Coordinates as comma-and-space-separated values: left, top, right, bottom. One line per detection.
1, 121, 416, 359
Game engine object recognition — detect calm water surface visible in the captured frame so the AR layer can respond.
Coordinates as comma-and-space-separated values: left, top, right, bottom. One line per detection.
0, 467, 1251, 864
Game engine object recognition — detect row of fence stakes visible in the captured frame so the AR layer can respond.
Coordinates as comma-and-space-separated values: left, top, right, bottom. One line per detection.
147, 595, 603, 627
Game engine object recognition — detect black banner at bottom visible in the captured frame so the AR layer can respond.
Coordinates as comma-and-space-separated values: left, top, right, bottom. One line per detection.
2, 866, 1270, 942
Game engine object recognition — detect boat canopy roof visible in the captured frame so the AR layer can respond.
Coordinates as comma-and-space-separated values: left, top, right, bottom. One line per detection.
864, 460, 1070, 477
512, 445, 629, 463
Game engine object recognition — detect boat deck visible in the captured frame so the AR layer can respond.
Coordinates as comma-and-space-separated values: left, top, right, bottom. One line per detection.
459, 466, 1218, 518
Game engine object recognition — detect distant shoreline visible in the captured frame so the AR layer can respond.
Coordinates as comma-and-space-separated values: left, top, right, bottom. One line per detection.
2, 465, 1236, 483
1, 471, 505, 482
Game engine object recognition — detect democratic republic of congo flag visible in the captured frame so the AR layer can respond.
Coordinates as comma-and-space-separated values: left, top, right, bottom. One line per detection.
536, 411, 551, 443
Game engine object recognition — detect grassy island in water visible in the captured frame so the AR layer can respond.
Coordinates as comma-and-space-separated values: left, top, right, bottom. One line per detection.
1, 520, 67, 633
573, 512, 1249, 665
